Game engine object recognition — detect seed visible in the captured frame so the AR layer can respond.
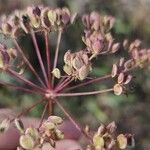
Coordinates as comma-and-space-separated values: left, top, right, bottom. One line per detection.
117, 134, 127, 149
48, 116, 63, 125
14, 118, 24, 133
20, 134, 35, 150
52, 68, 61, 79
113, 84, 123, 95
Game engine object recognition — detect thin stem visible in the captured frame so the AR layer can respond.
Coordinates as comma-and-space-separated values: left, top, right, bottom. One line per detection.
38, 102, 48, 128
65, 74, 111, 92
6, 68, 46, 93
44, 31, 51, 88
55, 99, 92, 142
52, 30, 62, 86
0, 81, 42, 94
13, 39, 46, 88
57, 88, 113, 97
30, 30, 49, 88
53, 30, 62, 69
55, 76, 66, 88
89, 50, 110, 60
65, 65, 139, 92
47, 99, 54, 115
55, 77, 71, 92
11, 97, 46, 122
56, 78, 74, 93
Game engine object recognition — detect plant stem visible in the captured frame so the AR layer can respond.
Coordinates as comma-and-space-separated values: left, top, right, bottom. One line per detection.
6, 68, 46, 93
55, 77, 71, 92
65, 65, 139, 92
57, 88, 113, 97
65, 74, 111, 92
44, 31, 51, 88
47, 99, 54, 115
52, 30, 62, 86
55, 99, 92, 142
30, 30, 49, 88
38, 102, 48, 128
55, 77, 66, 88
0, 81, 42, 94
56, 78, 74, 93
11, 97, 46, 122
13, 39, 46, 88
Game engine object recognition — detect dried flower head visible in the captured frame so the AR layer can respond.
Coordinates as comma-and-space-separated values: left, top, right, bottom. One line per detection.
82, 12, 115, 31
0, 43, 17, 70
82, 12, 120, 59
87, 122, 134, 150
111, 58, 133, 95
48, 7, 71, 30
0, 6, 75, 38
0, 5, 149, 150
16, 115, 63, 149
63, 50, 91, 80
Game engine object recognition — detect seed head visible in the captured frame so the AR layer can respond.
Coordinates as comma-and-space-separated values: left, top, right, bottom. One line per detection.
63, 50, 91, 80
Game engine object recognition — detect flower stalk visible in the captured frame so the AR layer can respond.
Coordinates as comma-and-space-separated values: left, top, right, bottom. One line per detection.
44, 31, 52, 88
13, 38, 46, 88
52, 29, 63, 86
31, 30, 49, 88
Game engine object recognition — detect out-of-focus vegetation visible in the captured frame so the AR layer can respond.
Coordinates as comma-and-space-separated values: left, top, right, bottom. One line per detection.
0, 0, 149, 149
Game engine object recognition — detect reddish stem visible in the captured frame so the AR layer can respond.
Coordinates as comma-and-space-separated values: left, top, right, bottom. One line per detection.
0, 81, 42, 94
55, 77, 66, 88
55, 77, 71, 92
6, 68, 46, 93
52, 30, 62, 86
57, 88, 113, 97
56, 78, 74, 93
13, 38, 46, 88
11, 97, 46, 122
31, 30, 49, 88
55, 99, 92, 142
65, 65, 139, 92
44, 31, 51, 89
38, 102, 48, 128
47, 99, 54, 115
65, 74, 111, 92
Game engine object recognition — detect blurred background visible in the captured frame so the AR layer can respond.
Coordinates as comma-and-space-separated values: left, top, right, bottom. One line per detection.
0, 0, 149, 149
